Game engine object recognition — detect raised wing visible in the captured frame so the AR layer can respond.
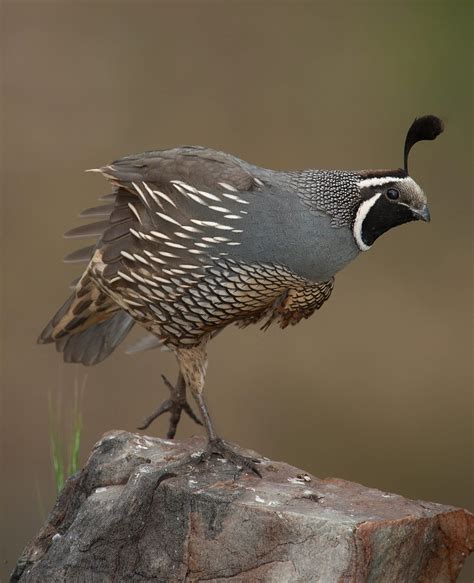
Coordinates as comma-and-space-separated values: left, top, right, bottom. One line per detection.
101, 146, 258, 192
89, 146, 263, 283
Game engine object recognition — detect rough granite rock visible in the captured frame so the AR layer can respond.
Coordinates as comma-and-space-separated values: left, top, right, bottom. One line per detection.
12, 431, 473, 582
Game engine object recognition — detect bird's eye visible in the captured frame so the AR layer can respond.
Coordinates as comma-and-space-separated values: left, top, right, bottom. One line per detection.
386, 188, 400, 201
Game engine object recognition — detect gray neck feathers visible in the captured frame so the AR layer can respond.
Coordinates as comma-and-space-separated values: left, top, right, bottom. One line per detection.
286, 170, 361, 227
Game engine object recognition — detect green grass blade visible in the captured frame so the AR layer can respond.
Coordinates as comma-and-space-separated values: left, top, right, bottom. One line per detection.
67, 370, 86, 477
48, 391, 65, 493
47, 369, 86, 494
68, 413, 82, 476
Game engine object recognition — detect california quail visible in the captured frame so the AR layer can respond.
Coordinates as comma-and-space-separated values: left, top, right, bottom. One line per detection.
39, 115, 443, 474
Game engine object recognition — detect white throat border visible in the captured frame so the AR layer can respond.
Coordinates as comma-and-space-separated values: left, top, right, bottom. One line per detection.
353, 193, 383, 251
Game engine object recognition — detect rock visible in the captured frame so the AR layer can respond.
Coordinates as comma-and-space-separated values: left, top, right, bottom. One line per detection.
12, 431, 473, 582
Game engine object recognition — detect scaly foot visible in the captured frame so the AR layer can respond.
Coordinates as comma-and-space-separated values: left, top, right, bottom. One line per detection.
200, 437, 262, 477
138, 374, 203, 438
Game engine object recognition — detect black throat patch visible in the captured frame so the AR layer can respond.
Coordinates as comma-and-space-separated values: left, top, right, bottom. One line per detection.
361, 195, 415, 247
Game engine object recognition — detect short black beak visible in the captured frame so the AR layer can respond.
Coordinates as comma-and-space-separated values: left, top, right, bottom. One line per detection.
412, 204, 431, 223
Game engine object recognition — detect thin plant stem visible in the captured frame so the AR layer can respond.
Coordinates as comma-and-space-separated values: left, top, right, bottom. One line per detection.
68, 370, 86, 476
48, 390, 65, 492
47, 366, 86, 494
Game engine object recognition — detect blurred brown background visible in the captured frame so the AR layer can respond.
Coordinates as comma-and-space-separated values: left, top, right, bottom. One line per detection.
2, 1, 472, 580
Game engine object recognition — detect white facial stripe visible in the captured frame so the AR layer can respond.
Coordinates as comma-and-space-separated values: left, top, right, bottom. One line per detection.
353, 193, 383, 251
358, 176, 412, 189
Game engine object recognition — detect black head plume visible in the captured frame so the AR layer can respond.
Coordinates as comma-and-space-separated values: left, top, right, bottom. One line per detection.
403, 115, 444, 173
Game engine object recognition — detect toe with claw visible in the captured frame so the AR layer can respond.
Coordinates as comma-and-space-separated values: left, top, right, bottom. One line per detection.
200, 437, 262, 477
138, 374, 202, 438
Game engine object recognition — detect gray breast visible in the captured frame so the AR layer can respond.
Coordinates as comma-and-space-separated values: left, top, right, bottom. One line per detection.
222, 177, 361, 283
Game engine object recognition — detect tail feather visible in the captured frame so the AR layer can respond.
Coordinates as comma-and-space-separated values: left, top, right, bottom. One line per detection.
38, 269, 135, 365
38, 274, 115, 344
125, 332, 164, 355
38, 293, 77, 344
55, 311, 135, 365
39, 189, 138, 365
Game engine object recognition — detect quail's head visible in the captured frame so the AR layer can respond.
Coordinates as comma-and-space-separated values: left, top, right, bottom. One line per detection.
353, 115, 444, 251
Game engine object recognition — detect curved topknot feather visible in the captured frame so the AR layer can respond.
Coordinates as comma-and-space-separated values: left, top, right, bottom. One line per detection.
404, 115, 444, 173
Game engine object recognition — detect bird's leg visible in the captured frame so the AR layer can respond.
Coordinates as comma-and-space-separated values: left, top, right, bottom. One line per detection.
137, 371, 203, 438
193, 391, 262, 477
177, 344, 262, 477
